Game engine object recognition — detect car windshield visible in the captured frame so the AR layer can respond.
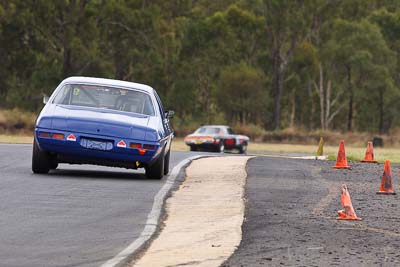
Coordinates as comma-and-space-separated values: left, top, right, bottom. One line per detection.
196, 127, 222, 134
52, 84, 155, 116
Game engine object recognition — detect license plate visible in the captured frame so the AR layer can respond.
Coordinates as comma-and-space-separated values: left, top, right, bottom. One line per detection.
80, 138, 113, 151
195, 140, 203, 145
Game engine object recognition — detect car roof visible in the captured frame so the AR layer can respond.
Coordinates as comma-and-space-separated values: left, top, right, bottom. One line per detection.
62, 76, 155, 94
200, 125, 230, 128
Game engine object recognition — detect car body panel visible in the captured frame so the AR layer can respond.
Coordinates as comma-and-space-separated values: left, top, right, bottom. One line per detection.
34, 76, 173, 170
184, 125, 249, 152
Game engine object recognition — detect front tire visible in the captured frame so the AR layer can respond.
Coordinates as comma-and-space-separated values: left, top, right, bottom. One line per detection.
146, 149, 165, 179
32, 140, 51, 174
239, 144, 247, 154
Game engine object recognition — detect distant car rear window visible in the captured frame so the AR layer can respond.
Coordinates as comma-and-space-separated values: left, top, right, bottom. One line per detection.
53, 84, 155, 116
196, 127, 222, 134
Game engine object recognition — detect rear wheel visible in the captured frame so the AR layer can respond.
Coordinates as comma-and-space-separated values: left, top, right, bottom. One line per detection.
164, 149, 170, 175
146, 149, 165, 179
49, 161, 59, 170
219, 141, 225, 153
190, 145, 198, 151
32, 140, 51, 174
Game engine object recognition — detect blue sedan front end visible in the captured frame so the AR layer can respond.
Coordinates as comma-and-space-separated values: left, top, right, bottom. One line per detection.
32, 77, 173, 179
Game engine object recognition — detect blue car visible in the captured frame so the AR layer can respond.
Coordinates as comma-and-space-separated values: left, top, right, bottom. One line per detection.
32, 77, 174, 179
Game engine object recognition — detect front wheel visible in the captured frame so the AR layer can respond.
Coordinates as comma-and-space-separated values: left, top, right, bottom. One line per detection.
32, 140, 51, 174
239, 144, 247, 154
145, 150, 165, 179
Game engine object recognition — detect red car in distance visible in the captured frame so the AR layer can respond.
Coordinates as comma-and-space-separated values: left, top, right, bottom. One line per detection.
184, 125, 249, 154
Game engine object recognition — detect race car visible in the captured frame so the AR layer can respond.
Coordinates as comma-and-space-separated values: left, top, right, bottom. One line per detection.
184, 125, 249, 153
32, 76, 174, 179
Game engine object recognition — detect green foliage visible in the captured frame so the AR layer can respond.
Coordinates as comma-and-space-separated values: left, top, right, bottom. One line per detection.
217, 63, 268, 125
0, 0, 400, 135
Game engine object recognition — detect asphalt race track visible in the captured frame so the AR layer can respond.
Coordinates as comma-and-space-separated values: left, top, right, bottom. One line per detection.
0, 144, 198, 267
6, 144, 396, 267
224, 157, 400, 266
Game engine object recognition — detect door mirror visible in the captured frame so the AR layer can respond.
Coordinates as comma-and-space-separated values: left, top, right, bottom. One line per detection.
166, 110, 175, 118
43, 95, 50, 104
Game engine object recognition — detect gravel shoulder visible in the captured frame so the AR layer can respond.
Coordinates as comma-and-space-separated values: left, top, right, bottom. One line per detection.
223, 157, 400, 266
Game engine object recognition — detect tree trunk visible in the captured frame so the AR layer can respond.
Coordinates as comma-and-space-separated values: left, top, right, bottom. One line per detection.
114, 52, 125, 80
325, 80, 331, 130
317, 64, 325, 130
346, 66, 353, 131
308, 81, 315, 130
290, 89, 296, 128
63, 47, 72, 78
379, 87, 384, 134
270, 50, 285, 130
347, 95, 353, 131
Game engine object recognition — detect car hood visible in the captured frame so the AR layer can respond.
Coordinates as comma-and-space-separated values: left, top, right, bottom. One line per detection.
41, 105, 152, 139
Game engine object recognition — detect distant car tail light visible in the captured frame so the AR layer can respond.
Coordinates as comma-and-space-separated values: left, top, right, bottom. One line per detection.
38, 131, 51, 138
67, 134, 76, 141
225, 139, 235, 146
138, 149, 146, 155
130, 143, 141, 149
52, 133, 65, 140
239, 138, 244, 144
117, 140, 127, 148
143, 144, 155, 150
213, 139, 219, 144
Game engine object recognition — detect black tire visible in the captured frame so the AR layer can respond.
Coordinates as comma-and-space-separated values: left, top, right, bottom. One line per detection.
49, 161, 59, 170
239, 143, 247, 154
190, 145, 197, 151
164, 149, 170, 175
219, 141, 225, 153
145, 149, 165, 179
32, 140, 51, 174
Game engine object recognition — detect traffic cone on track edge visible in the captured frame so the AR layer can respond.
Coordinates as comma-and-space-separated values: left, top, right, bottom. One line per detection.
377, 160, 396, 195
332, 140, 350, 169
361, 141, 377, 163
337, 184, 362, 221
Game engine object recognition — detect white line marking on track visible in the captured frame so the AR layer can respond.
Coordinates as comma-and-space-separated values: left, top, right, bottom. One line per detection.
100, 155, 203, 267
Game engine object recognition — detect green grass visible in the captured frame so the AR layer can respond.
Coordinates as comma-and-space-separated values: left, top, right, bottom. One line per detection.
0, 134, 33, 144
174, 138, 400, 164
2, 135, 399, 164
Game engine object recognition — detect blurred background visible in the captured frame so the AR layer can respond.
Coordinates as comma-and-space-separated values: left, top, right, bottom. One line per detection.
1, 0, 400, 145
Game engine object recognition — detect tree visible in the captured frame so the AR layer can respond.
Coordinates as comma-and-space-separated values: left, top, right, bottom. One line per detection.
321, 19, 395, 131
217, 63, 267, 125
261, 0, 322, 130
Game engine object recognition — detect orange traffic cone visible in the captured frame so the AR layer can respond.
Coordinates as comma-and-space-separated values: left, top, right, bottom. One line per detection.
377, 160, 396, 195
337, 184, 362, 221
361, 141, 377, 163
332, 140, 350, 169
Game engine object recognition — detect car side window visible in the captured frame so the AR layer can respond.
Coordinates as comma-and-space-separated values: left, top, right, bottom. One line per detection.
52, 84, 72, 104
